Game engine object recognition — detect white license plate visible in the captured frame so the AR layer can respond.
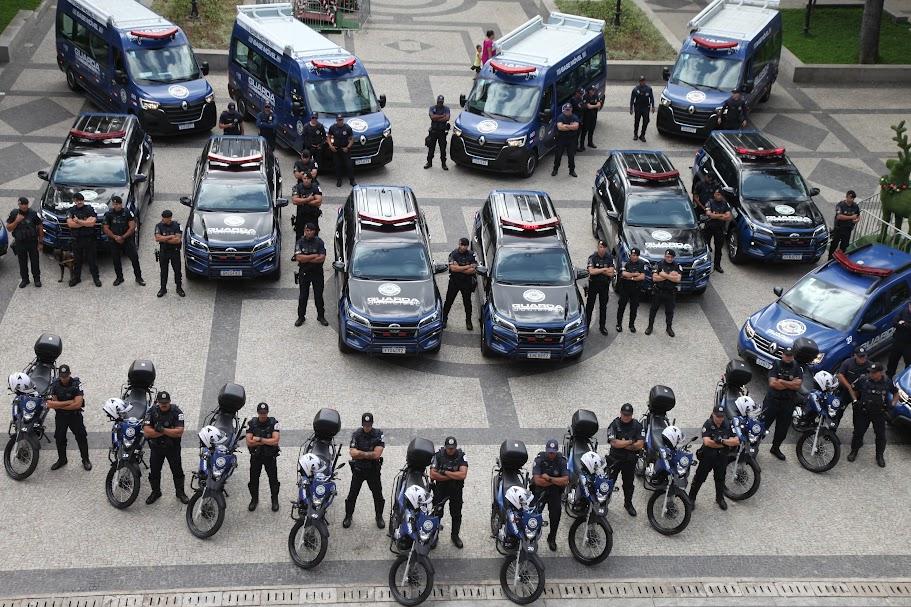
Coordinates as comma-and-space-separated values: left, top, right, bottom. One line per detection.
354, 158, 372, 166
680, 126, 697, 133
527, 352, 551, 360
471, 157, 489, 166
220, 270, 243, 277
382, 346, 407, 355
755, 357, 773, 369
178, 122, 196, 131
782, 254, 803, 261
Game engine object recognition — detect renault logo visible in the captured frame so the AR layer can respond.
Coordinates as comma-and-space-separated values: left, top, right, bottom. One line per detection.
479, 135, 486, 146
768, 342, 778, 354
688, 105, 695, 114
359, 134, 367, 146
181, 100, 188, 110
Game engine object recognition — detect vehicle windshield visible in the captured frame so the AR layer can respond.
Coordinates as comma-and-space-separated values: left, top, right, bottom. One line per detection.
671, 53, 742, 91
350, 242, 431, 281
626, 196, 697, 228
125, 44, 201, 85
466, 79, 541, 123
53, 153, 127, 186
196, 181, 270, 212
779, 276, 865, 331
742, 170, 810, 200
305, 76, 380, 116
494, 247, 573, 285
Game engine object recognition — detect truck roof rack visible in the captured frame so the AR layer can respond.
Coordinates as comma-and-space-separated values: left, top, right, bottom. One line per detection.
206, 136, 264, 170
68, 0, 176, 32
494, 12, 604, 68
68, 114, 129, 145
687, 0, 780, 42
353, 186, 418, 230
235, 3, 347, 61
493, 191, 560, 235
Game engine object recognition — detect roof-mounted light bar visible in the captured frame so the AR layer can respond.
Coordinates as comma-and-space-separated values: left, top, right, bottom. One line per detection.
311, 57, 357, 70
207, 152, 263, 168
69, 128, 126, 142
499, 216, 560, 232
693, 36, 738, 50
627, 169, 680, 181
833, 250, 893, 278
357, 211, 417, 227
130, 27, 178, 40
489, 60, 537, 75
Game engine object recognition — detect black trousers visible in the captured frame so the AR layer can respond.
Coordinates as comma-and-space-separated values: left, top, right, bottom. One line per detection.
633, 109, 650, 137
159, 248, 182, 288
533, 486, 562, 538
249, 453, 280, 499
648, 290, 676, 329
148, 442, 185, 494
333, 148, 354, 183
54, 410, 88, 461
427, 130, 447, 162
345, 466, 385, 517
608, 458, 636, 504
762, 396, 796, 448
585, 281, 610, 330
689, 448, 726, 501
15, 242, 40, 281
432, 481, 464, 537
298, 269, 325, 319
707, 225, 725, 268
110, 238, 142, 280
443, 278, 473, 321
72, 237, 99, 281
828, 229, 853, 259
616, 286, 641, 327
887, 342, 911, 377
553, 138, 576, 172
851, 406, 887, 456
579, 114, 597, 147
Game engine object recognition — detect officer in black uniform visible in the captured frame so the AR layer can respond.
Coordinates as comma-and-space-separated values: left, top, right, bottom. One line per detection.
689, 405, 739, 510
836, 346, 870, 427
887, 301, 911, 377
143, 390, 189, 504
585, 240, 615, 336
66, 192, 101, 287
645, 249, 682, 337
578, 85, 603, 150
570, 88, 584, 117
102, 195, 145, 286
442, 237, 478, 330
343, 412, 386, 529
691, 177, 716, 248
718, 89, 749, 130
532, 438, 569, 552
551, 103, 579, 178
616, 247, 648, 333
424, 95, 450, 170
6, 196, 42, 288
430, 436, 468, 548
848, 363, 895, 467
327, 113, 356, 188
256, 102, 277, 150
294, 223, 327, 327
293, 148, 319, 184
606, 403, 644, 516
706, 188, 732, 273
246, 402, 281, 512
218, 102, 244, 135
828, 190, 860, 259
154, 209, 184, 298
291, 173, 323, 238
46, 364, 91, 471
301, 112, 327, 164
762, 346, 803, 460
629, 75, 654, 142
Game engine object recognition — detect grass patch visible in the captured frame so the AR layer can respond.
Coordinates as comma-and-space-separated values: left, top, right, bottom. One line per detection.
152, 0, 235, 50
556, 0, 677, 61
782, 7, 911, 64
0, 0, 41, 36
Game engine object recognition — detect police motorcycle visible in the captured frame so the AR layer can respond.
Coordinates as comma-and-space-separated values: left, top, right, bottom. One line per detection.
289, 408, 344, 569
715, 359, 765, 501
101, 360, 156, 509
792, 370, 843, 473
635, 386, 697, 535
387, 438, 440, 606
490, 440, 546, 605
187, 383, 247, 539
561, 409, 614, 565
3, 334, 62, 480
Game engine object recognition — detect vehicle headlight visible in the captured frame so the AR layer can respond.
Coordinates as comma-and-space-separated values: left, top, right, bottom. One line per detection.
345, 302, 370, 327
453, 126, 462, 137
252, 237, 275, 252
525, 517, 539, 539
139, 98, 160, 111
744, 320, 755, 338
507, 135, 526, 148
695, 252, 710, 266
811, 352, 825, 365
311, 496, 323, 507
659, 93, 672, 107
22, 412, 34, 422
189, 234, 208, 250
813, 224, 828, 236
676, 456, 690, 475
597, 481, 610, 496
493, 312, 517, 333
383, 127, 392, 138
899, 387, 910, 403
122, 438, 134, 449
205, 93, 215, 104
564, 316, 583, 333
418, 308, 440, 327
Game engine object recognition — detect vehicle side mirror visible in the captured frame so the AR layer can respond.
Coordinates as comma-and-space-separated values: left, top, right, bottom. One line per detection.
722, 186, 736, 196
475, 265, 488, 276
332, 260, 346, 272
773, 287, 783, 297
179, 196, 192, 207
379, 94, 386, 108
37, 170, 49, 181
606, 210, 619, 221
200, 61, 210, 76
809, 187, 820, 197
276, 197, 289, 208
336, 462, 346, 470
459, 93, 467, 107
291, 102, 305, 115
433, 262, 448, 274
860, 323, 877, 333
539, 108, 552, 123
742, 79, 754, 93
662, 66, 670, 82
115, 70, 128, 85
575, 267, 589, 280
132, 173, 147, 184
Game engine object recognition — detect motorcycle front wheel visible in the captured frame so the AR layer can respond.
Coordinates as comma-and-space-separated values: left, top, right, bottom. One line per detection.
723, 455, 761, 501
568, 514, 613, 565
105, 461, 141, 509
500, 553, 545, 605
388, 553, 434, 606
646, 486, 691, 535
4, 434, 40, 480
796, 429, 841, 473
289, 517, 329, 569
186, 489, 226, 539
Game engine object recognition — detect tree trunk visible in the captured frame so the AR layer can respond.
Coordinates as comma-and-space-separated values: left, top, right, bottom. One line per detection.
859, 0, 885, 64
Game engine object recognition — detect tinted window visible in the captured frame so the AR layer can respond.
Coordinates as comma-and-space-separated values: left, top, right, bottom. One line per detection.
54, 154, 127, 186
887, 281, 910, 311
715, 156, 738, 189
626, 196, 696, 228
741, 170, 809, 200
89, 33, 109, 69
58, 13, 76, 39
196, 181, 270, 212
350, 242, 431, 280
494, 247, 572, 285
263, 59, 286, 98
233, 40, 251, 70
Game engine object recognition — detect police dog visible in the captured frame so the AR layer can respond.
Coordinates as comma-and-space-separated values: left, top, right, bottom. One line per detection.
53, 243, 76, 282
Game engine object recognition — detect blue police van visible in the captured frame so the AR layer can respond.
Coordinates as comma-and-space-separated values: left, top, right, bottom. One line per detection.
451, 13, 605, 178
228, 3, 392, 167
739, 244, 911, 374
889, 369, 911, 430
657, 0, 781, 138
56, 0, 215, 136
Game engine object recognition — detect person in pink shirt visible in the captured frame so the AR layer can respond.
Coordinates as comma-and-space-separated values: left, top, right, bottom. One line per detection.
481, 30, 496, 64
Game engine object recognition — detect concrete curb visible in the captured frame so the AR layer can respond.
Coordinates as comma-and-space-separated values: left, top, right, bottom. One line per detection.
0, 0, 54, 64
195, 48, 229, 72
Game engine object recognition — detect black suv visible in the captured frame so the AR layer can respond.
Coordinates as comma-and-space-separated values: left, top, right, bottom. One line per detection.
692, 130, 828, 264
592, 150, 711, 294
37, 113, 154, 249
181, 136, 285, 280
332, 185, 447, 355
473, 190, 588, 360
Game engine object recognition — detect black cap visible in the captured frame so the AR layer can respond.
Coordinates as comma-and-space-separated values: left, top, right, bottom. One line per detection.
870, 362, 885, 372
445, 436, 457, 447
459, 237, 469, 246
713, 187, 724, 194
639, 74, 646, 81
575, 88, 584, 94
111, 195, 123, 204
227, 102, 236, 110
630, 247, 641, 255
73, 192, 85, 201
301, 148, 311, 157
731, 88, 741, 94
781, 346, 794, 355
18, 196, 29, 205
303, 222, 317, 230
336, 113, 344, 120
155, 390, 171, 403
362, 412, 374, 424
545, 438, 559, 453
256, 402, 269, 413
436, 95, 445, 103
664, 248, 676, 257
620, 403, 634, 414
311, 112, 319, 119
597, 239, 607, 247
588, 84, 597, 91
58, 364, 71, 375
855, 346, 868, 356
161, 209, 173, 218
264, 102, 272, 108
713, 404, 726, 416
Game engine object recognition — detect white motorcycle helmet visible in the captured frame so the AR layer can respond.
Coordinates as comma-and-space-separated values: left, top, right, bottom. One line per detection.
580, 450, 603, 475
298, 452, 323, 477
505, 485, 531, 510
198, 425, 227, 448
8, 372, 33, 394
404, 485, 428, 509
102, 397, 127, 420
734, 395, 757, 417
814, 370, 838, 392
661, 425, 684, 449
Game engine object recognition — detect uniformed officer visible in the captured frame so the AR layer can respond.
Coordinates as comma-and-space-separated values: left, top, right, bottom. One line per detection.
256, 102, 277, 150
142, 390, 189, 504
293, 148, 319, 184
343, 412, 386, 529
578, 85, 603, 151
836, 346, 870, 426
688, 405, 739, 511
102, 195, 145, 286
887, 301, 911, 377
762, 346, 803, 460
425, 95, 450, 170
848, 363, 895, 467
606, 403, 644, 516
585, 240, 615, 336
718, 89, 748, 130
691, 177, 716, 248
294, 223, 328, 327
645, 249, 681, 337
430, 436, 468, 548
616, 247, 648, 333
327, 113, 356, 188
292, 173, 323, 238
570, 88, 585, 117
442, 237, 478, 330
154, 209, 184, 298
828, 190, 860, 259
301, 112, 327, 164
46, 364, 91, 471
246, 402, 281, 512
629, 75, 654, 142
551, 103, 579, 178
6, 196, 42, 288
218, 102, 244, 135
706, 188, 732, 273
532, 439, 569, 552
66, 192, 101, 287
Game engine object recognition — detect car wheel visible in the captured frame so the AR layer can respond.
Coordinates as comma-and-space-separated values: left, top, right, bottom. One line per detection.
65, 69, 81, 92
727, 230, 748, 265
337, 323, 352, 354
146, 165, 155, 205
480, 320, 494, 358
591, 201, 602, 240
185, 269, 201, 282
236, 96, 249, 119
522, 152, 538, 178
760, 84, 772, 103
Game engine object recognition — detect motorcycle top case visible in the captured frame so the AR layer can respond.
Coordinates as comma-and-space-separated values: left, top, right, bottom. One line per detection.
792, 337, 820, 365
128, 359, 156, 388
313, 407, 341, 440
648, 385, 676, 414
217, 383, 246, 414
499, 440, 528, 471
34, 333, 63, 364
406, 437, 435, 469
571, 409, 599, 439
725, 359, 752, 389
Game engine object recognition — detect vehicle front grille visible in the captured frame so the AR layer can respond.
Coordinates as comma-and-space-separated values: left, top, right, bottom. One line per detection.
750, 333, 783, 360
352, 135, 382, 159
516, 326, 564, 345
208, 245, 253, 267
671, 105, 714, 128
370, 321, 418, 340
777, 237, 812, 248
161, 100, 206, 124
462, 135, 504, 160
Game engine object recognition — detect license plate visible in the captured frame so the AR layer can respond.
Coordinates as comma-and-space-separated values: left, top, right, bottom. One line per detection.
782, 254, 802, 261
680, 126, 697, 133
354, 158, 372, 166
220, 270, 243, 277
755, 357, 773, 369
382, 346, 407, 355
178, 122, 196, 131
471, 157, 489, 166
527, 352, 551, 360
